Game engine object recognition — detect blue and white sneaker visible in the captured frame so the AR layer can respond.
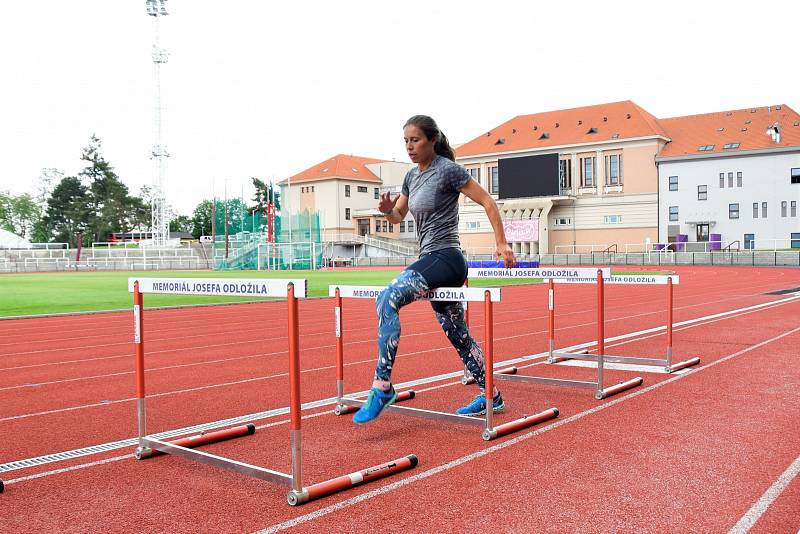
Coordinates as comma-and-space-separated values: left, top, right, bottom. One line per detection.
456, 393, 505, 416
353, 386, 397, 424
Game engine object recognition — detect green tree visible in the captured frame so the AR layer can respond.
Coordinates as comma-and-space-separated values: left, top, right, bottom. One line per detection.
0, 192, 12, 233
191, 200, 213, 239
41, 176, 91, 247
251, 177, 281, 213
80, 135, 142, 242
169, 214, 192, 233
0, 191, 43, 240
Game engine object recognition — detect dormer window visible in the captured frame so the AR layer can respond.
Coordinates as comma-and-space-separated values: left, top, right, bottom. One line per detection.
586, 127, 598, 134
495, 138, 506, 145
538, 133, 550, 140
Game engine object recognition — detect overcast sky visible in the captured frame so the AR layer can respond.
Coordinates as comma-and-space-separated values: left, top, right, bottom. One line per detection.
1, 0, 797, 216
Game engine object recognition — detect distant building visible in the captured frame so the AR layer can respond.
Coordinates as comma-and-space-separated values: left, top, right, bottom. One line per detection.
455, 101, 669, 255
277, 154, 414, 241
657, 105, 800, 250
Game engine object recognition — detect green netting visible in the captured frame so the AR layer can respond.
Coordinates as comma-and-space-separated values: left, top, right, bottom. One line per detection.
212, 198, 321, 270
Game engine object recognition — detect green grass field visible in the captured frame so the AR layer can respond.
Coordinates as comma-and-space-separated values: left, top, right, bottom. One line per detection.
0, 269, 545, 317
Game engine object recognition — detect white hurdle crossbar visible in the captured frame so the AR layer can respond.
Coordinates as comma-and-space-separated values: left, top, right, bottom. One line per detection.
466, 267, 644, 400
329, 284, 559, 441
129, 277, 417, 506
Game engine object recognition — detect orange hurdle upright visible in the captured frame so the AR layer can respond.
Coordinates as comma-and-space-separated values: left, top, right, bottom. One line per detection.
130, 277, 417, 506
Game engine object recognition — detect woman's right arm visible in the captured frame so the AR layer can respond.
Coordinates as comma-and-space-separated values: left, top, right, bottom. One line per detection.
378, 192, 408, 224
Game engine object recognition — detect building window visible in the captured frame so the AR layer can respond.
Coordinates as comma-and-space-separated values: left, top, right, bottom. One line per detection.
605, 154, 622, 185
489, 166, 499, 194
357, 186, 368, 193
792, 232, 800, 249
467, 167, 481, 185
345, 208, 350, 220
301, 187, 305, 193
312, 186, 315, 192
400, 221, 406, 232
559, 160, 572, 190
603, 215, 623, 224
389, 223, 394, 232
723, 143, 740, 150
345, 185, 350, 197
669, 176, 678, 191
762, 202, 768, 218
792, 201, 797, 217
382, 221, 388, 232
581, 157, 596, 187
697, 185, 707, 200
728, 172, 734, 188
744, 233, 755, 250
719, 172, 725, 188
407, 220, 414, 233
554, 217, 572, 226
753, 202, 759, 218
729, 203, 740, 219
737, 171, 742, 187
374, 187, 379, 199
669, 206, 679, 222
782, 201, 788, 217
465, 221, 480, 230
697, 145, 715, 151
791, 168, 800, 184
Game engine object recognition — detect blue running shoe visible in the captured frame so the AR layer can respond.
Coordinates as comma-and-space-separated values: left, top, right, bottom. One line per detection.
353, 386, 397, 424
456, 393, 505, 416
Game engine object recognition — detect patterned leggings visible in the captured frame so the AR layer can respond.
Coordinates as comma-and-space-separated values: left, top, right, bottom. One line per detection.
374, 250, 489, 392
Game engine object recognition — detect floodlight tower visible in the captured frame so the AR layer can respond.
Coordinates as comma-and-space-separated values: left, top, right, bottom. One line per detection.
147, 0, 170, 245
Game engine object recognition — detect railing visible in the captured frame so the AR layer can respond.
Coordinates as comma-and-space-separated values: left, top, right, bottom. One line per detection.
602, 244, 617, 254
323, 233, 417, 256
554, 244, 613, 254
723, 240, 741, 252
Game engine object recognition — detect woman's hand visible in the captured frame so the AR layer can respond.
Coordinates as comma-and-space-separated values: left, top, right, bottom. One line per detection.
378, 192, 399, 214
495, 243, 515, 268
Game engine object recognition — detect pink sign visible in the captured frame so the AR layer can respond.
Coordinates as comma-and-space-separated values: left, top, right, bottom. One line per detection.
503, 219, 539, 241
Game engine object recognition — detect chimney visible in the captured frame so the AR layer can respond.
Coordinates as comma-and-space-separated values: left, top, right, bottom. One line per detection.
766, 122, 781, 144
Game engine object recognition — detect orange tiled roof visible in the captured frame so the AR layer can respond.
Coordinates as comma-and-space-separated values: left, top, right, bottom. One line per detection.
279, 154, 388, 185
658, 105, 800, 157
455, 101, 669, 157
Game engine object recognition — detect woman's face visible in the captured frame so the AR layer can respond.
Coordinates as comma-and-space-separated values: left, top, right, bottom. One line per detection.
404, 125, 435, 166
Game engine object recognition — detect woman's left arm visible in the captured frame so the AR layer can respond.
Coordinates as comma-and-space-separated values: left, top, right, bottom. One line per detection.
460, 180, 515, 268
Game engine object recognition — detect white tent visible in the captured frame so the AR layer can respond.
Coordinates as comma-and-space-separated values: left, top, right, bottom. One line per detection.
0, 229, 32, 249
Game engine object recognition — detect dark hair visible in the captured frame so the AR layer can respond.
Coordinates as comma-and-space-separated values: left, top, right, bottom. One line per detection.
404, 115, 456, 161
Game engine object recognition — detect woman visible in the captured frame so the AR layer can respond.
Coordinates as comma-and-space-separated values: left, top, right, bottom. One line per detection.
353, 115, 515, 424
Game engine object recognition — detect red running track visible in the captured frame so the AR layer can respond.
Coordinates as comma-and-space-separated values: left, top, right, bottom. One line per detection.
0, 265, 799, 532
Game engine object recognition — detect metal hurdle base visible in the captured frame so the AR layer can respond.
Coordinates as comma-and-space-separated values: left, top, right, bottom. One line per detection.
495, 369, 643, 400
550, 350, 701, 374
335, 391, 560, 441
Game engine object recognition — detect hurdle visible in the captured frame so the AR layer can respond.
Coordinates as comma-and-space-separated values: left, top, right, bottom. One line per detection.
329, 285, 559, 441
548, 271, 700, 374
466, 267, 643, 400
129, 277, 417, 506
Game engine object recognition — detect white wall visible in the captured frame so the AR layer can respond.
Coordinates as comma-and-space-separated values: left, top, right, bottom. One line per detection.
658, 151, 800, 247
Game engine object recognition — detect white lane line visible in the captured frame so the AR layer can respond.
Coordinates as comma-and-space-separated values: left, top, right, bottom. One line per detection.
728, 454, 800, 534
255, 325, 800, 534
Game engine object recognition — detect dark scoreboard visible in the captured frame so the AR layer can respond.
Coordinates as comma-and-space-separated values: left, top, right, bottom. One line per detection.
497, 153, 560, 199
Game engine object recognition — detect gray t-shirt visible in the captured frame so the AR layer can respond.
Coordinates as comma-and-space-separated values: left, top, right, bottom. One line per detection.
402, 155, 472, 256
